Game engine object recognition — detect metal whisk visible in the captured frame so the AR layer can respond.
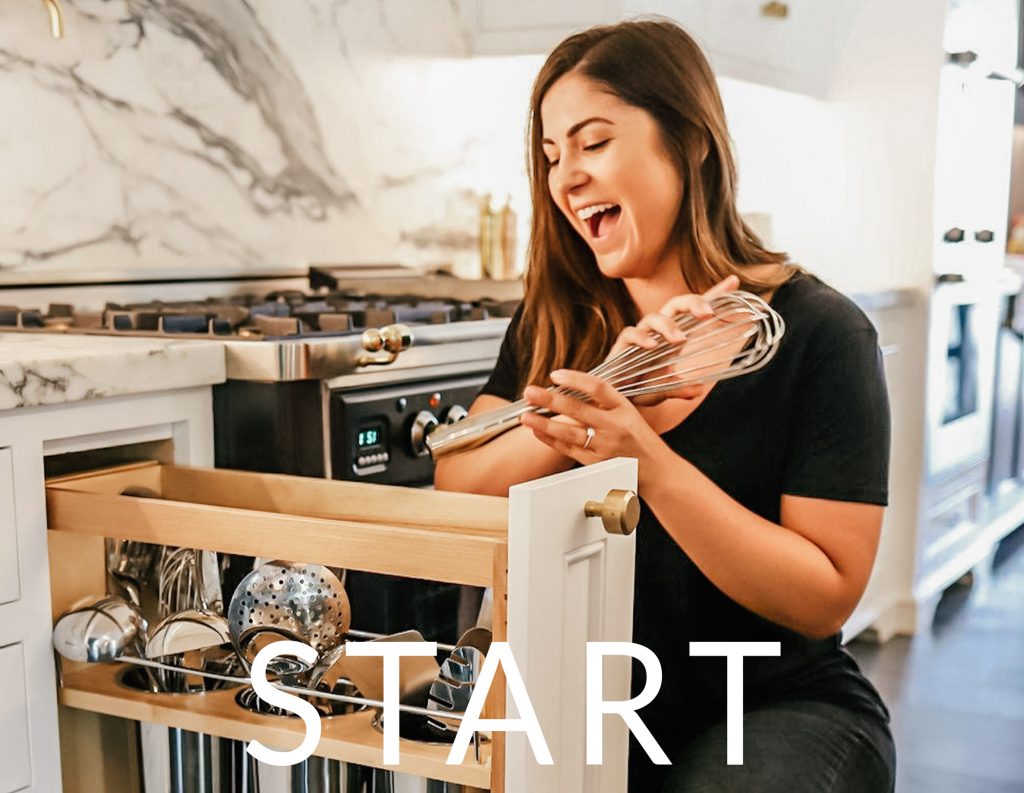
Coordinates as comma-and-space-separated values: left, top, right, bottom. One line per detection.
426, 290, 784, 458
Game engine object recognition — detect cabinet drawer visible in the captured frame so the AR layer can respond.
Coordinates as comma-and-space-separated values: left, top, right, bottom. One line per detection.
0, 448, 20, 606
46, 461, 509, 788
0, 642, 32, 793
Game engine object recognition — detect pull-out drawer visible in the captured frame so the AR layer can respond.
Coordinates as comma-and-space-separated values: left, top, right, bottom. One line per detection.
46, 459, 639, 793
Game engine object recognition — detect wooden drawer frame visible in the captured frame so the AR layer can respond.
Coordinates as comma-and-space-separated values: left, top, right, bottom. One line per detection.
46, 461, 510, 791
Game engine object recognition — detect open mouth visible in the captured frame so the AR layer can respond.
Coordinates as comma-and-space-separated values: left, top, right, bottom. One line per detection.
585, 205, 621, 239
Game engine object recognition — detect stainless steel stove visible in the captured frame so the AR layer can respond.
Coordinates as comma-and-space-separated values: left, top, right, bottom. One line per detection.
0, 266, 522, 485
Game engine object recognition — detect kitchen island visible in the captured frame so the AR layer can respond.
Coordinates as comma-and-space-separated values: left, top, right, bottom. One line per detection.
0, 333, 225, 793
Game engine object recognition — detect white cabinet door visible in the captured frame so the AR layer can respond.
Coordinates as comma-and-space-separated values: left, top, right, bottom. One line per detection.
0, 448, 21, 606
506, 457, 637, 793
461, 0, 856, 97
703, 0, 850, 96
0, 642, 33, 793
460, 0, 620, 55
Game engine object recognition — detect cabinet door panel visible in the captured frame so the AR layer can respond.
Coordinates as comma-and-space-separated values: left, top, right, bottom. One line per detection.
0, 448, 21, 606
0, 642, 32, 792
506, 457, 637, 793
477, 0, 618, 32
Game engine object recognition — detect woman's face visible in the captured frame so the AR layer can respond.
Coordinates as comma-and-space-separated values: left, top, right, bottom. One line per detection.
540, 71, 684, 283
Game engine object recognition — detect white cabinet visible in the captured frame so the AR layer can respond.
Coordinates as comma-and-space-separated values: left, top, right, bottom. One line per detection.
0, 449, 21, 606
0, 642, 32, 793
843, 293, 928, 642
0, 387, 215, 793
932, 0, 1018, 277
700, 0, 853, 97
458, 0, 856, 97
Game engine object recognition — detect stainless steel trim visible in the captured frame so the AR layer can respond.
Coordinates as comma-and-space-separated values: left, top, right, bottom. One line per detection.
320, 381, 333, 480
2, 316, 509, 381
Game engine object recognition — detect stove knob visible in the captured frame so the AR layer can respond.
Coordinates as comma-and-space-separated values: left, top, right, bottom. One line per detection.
410, 410, 439, 457
444, 405, 469, 425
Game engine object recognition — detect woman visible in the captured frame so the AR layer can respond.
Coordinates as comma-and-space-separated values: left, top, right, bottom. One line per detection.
435, 18, 895, 793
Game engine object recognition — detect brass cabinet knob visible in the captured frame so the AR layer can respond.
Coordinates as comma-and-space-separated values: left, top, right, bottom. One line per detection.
760, 1, 789, 19
584, 489, 640, 536
358, 323, 413, 366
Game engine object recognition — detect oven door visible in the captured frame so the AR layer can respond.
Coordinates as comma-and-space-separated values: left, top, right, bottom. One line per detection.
925, 279, 1000, 482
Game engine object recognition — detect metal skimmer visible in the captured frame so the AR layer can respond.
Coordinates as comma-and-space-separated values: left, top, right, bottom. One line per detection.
426, 290, 785, 457
227, 561, 351, 672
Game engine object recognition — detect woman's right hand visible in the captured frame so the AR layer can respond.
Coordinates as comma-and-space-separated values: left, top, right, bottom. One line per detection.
605, 275, 740, 407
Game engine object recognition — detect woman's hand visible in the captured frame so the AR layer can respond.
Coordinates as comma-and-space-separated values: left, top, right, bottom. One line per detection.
521, 369, 670, 477
606, 274, 740, 407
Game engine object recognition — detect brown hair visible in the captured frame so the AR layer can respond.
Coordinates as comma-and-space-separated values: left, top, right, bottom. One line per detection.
517, 17, 792, 391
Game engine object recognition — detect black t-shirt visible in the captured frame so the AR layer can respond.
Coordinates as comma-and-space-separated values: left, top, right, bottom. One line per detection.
477, 271, 891, 739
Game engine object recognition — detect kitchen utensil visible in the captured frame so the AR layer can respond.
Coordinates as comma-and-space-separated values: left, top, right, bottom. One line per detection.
146, 609, 230, 692
336, 630, 440, 710
146, 610, 230, 659
425, 290, 785, 457
158, 547, 224, 618
228, 561, 351, 674
52, 595, 160, 692
52, 595, 148, 664
426, 627, 491, 736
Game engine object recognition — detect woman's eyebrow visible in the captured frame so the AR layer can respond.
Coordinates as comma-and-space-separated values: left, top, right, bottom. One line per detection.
541, 116, 614, 145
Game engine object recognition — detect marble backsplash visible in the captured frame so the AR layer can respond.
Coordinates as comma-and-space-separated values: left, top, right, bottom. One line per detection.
0, 0, 542, 281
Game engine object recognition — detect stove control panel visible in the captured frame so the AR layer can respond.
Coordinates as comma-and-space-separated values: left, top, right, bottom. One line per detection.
330, 375, 489, 485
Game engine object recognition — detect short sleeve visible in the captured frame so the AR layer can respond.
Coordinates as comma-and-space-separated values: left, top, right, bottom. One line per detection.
478, 304, 524, 402
782, 328, 890, 505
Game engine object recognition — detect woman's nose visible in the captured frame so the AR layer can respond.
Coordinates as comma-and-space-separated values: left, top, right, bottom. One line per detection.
551, 153, 589, 194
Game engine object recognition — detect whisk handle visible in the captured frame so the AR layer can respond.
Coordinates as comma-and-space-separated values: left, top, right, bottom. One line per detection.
426, 400, 537, 458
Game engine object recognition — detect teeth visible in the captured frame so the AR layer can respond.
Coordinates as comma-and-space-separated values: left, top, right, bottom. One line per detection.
576, 203, 616, 222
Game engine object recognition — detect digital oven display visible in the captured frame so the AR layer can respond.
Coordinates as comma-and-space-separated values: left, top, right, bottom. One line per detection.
358, 424, 385, 450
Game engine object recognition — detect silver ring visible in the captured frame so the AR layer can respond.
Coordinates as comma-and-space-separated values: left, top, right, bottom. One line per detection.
583, 426, 596, 450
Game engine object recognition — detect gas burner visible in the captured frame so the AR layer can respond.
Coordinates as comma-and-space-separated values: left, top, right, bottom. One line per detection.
0, 288, 519, 344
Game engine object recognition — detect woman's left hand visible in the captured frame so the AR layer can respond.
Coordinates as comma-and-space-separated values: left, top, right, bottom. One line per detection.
521, 368, 668, 469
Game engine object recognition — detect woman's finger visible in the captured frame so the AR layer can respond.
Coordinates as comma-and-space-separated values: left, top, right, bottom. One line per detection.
522, 412, 589, 447
526, 423, 588, 463
524, 384, 607, 426
607, 326, 659, 359
549, 369, 622, 409
659, 293, 714, 319
702, 274, 740, 300
637, 313, 686, 343
658, 275, 741, 319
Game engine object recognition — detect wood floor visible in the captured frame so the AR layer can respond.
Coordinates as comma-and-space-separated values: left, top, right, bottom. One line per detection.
847, 526, 1024, 792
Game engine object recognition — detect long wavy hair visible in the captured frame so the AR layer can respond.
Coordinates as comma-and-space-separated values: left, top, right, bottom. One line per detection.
516, 18, 792, 391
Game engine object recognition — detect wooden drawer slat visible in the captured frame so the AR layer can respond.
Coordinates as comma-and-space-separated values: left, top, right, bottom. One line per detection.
160, 466, 508, 535
47, 487, 501, 587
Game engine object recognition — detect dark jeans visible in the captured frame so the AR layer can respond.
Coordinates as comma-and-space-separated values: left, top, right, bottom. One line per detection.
629, 701, 896, 792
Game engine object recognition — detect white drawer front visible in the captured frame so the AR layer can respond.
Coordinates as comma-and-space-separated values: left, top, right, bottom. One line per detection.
0, 642, 32, 792
0, 448, 20, 606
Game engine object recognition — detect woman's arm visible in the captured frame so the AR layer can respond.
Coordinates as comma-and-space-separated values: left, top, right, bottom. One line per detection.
520, 370, 883, 639
433, 394, 577, 496
641, 444, 882, 638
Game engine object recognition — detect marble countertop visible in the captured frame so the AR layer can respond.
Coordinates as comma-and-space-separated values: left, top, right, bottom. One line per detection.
0, 334, 226, 410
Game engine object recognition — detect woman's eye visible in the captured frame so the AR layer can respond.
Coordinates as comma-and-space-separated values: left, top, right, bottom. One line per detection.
584, 140, 610, 152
